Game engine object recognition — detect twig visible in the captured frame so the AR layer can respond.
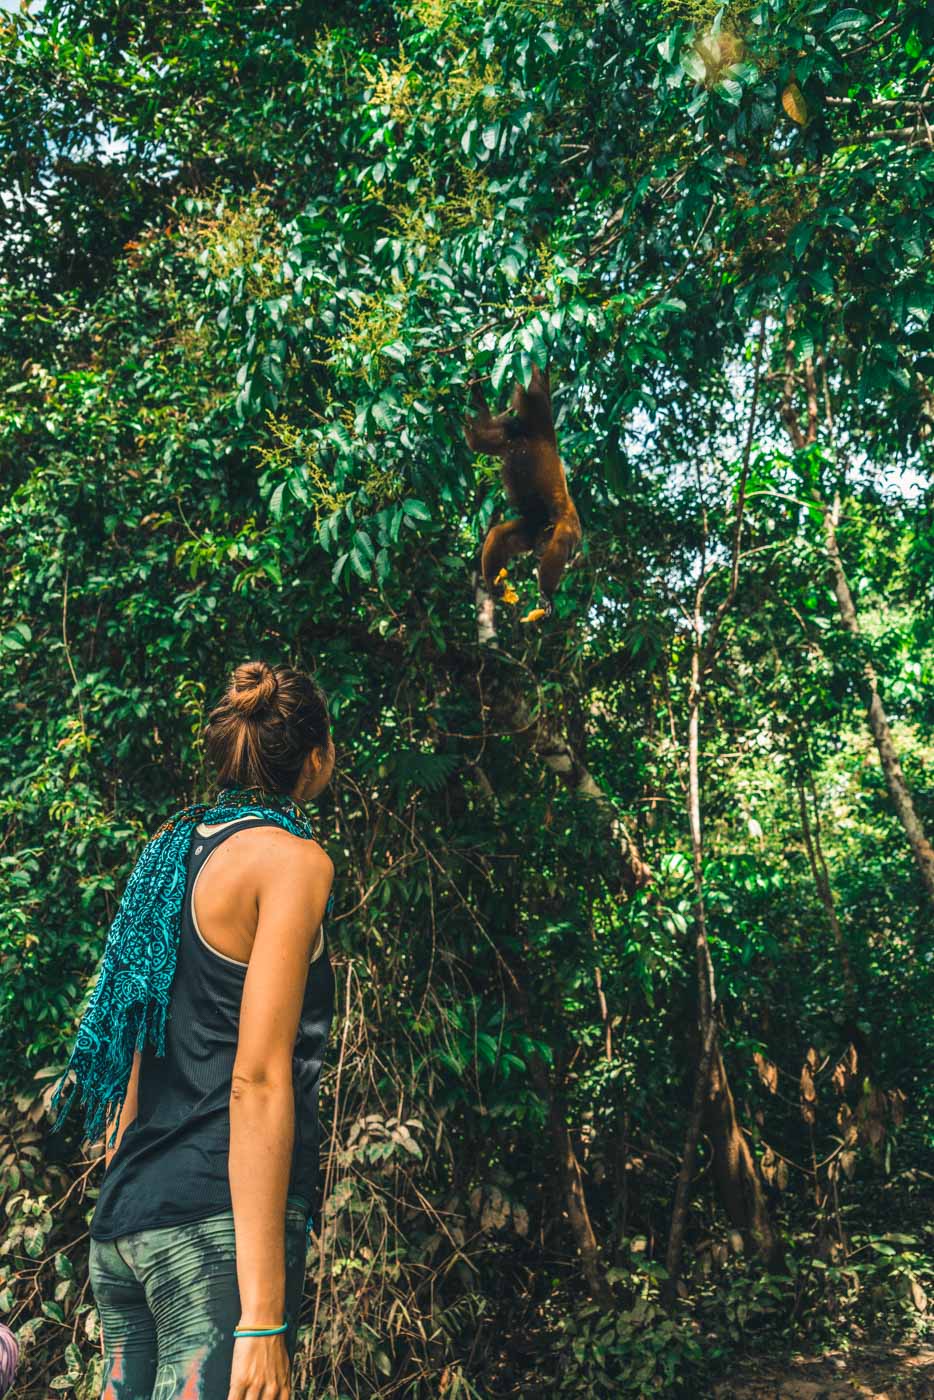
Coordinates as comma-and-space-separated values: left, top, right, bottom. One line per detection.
702, 313, 768, 668
61, 566, 87, 740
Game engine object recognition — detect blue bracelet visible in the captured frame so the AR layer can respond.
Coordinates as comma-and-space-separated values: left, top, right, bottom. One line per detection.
232, 1323, 287, 1338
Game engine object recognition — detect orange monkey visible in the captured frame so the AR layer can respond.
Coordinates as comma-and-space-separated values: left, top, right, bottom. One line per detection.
463, 364, 581, 623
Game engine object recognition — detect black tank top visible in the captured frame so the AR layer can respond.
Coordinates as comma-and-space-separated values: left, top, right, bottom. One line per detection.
89, 816, 336, 1241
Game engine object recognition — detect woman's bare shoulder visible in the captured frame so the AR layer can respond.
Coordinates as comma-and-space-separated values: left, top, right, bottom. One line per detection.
247, 825, 333, 875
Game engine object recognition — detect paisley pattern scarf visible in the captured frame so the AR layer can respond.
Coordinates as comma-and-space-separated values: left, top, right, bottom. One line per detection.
48, 785, 328, 1148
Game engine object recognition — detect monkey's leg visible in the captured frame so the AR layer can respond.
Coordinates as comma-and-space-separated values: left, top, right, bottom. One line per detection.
522, 518, 580, 621
481, 519, 535, 600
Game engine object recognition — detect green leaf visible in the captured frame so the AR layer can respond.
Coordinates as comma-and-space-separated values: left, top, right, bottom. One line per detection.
825, 9, 870, 35
370, 399, 395, 430
349, 546, 372, 581
907, 286, 934, 323
491, 351, 514, 395
808, 265, 834, 297
268, 482, 286, 520
499, 251, 522, 282
788, 223, 813, 262
380, 340, 409, 363
1, 622, 32, 652
352, 529, 375, 561
390, 750, 458, 797
23, 1225, 46, 1258
681, 49, 708, 84
325, 423, 354, 454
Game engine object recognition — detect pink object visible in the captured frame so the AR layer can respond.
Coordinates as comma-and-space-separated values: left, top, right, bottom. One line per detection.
0, 1322, 19, 1398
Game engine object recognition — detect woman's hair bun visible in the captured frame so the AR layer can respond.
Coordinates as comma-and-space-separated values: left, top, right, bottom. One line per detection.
204, 658, 330, 794
228, 660, 279, 718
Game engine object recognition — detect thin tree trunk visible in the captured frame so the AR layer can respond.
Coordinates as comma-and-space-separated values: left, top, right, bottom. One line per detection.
781, 331, 934, 902
665, 672, 780, 1276
665, 642, 721, 1295
822, 496, 934, 900
664, 1017, 717, 1300
549, 1082, 615, 1307
796, 775, 857, 1015
666, 320, 777, 1294
473, 590, 624, 1306
704, 1043, 782, 1268
503, 930, 615, 1307
473, 571, 497, 646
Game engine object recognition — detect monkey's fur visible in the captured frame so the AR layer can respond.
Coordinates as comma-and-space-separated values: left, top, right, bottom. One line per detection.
463, 364, 581, 622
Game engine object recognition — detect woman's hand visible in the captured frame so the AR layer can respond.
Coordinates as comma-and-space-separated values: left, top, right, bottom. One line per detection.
226, 1332, 290, 1399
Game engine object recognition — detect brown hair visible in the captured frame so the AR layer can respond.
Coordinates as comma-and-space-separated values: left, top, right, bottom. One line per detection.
203, 660, 330, 795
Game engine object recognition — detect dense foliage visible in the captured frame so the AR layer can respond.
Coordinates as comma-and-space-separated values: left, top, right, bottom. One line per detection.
1, 0, 933, 1394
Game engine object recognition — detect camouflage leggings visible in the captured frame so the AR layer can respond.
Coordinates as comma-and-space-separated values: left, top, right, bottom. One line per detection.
88, 1197, 312, 1400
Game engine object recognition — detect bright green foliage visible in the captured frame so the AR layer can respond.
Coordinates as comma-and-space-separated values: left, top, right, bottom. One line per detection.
1, 0, 933, 1394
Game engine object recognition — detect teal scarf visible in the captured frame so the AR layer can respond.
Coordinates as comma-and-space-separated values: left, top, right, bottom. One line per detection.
48, 785, 328, 1148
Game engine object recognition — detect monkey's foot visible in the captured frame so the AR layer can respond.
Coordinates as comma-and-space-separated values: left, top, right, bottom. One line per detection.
520, 594, 553, 624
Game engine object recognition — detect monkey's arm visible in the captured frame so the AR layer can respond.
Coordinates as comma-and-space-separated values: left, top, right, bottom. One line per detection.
464, 379, 511, 454
510, 363, 556, 443
527, 362, 551, 400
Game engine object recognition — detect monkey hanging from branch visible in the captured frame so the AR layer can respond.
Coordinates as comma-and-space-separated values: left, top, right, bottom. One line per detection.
463, 363, 582, 624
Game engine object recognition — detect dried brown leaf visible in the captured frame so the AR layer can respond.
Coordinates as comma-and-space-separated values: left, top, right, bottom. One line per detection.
865, 1116, 885, 1147
754, 1051, 779, 1095
782, 82, 808, 125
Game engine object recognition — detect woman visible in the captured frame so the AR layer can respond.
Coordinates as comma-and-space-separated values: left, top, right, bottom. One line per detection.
51, 661, 336, 1400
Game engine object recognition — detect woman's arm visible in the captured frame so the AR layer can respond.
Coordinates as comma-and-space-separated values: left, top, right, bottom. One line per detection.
103, 1050, 142, 1169
228, 837, 333, 1327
